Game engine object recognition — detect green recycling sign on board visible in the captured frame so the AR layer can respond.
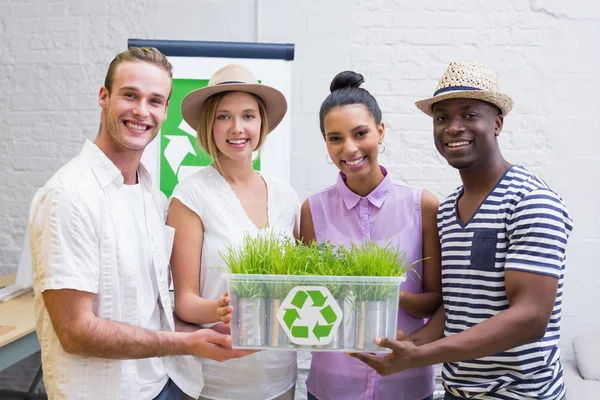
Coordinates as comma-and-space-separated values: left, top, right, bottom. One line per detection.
277, 286, 343, 345
159, 78, 261, 198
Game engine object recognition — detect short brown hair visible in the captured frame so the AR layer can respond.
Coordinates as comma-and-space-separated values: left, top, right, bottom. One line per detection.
196, 91, 269, 170
103, 47, 173, 93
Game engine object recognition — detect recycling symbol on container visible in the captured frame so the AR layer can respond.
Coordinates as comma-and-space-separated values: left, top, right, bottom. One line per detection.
276, 286, 343, 345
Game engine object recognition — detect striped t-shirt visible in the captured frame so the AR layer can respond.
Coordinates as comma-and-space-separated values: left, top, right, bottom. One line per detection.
438, 165, 573, 399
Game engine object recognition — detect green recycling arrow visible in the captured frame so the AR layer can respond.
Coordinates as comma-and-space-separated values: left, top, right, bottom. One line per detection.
307, 290, 327, 307
283, 308, 300, 330
292, 325, 309, 338
313, 323, 334, 340
291, 290, 308, 308
319, 305, 337, 324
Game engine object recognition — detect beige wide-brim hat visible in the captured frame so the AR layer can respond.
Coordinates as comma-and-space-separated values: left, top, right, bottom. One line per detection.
181, 64, 287, 133
415, 61, 513, 117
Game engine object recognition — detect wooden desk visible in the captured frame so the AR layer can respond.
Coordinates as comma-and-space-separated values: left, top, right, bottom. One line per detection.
0, 274, 39, 371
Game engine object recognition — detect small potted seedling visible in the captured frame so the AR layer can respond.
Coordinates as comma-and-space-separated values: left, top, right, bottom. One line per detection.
343, 241, 411, 351
303, 241, 351, 349
222, 234, 270, 347
264, 237, 304, 348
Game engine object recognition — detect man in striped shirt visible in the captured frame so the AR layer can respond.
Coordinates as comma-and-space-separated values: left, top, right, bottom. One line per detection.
352, 61, 573, 400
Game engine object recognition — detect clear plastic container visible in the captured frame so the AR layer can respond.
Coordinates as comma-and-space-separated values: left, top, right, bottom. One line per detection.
225, 274, 405, 353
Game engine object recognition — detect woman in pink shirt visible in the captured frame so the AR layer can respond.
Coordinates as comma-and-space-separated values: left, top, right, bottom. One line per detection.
301, 71, 442, 400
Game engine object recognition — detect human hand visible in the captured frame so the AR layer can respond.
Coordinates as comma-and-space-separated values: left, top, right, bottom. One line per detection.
394, 328, 410, 341
349, 329, 418, 376
216, 291, 233, 328
186, 328, 255, 362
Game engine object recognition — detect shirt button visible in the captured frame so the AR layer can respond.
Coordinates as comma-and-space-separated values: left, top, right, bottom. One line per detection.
362, 220, 368, 227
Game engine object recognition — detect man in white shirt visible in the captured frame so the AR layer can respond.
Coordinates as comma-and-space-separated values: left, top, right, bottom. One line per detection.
28, 47, 251, 400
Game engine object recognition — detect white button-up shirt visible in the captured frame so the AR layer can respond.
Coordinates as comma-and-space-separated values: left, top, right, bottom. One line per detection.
28, 140, 203, 400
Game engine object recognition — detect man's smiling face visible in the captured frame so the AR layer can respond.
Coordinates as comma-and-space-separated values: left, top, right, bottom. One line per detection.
98, 61, 171, 153
432, 98, 503, 170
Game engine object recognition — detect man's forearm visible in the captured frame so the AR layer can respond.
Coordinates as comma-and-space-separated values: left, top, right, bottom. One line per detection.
68, 316, 190, 359
409, 304, 445, 346
412, 306, 545, 367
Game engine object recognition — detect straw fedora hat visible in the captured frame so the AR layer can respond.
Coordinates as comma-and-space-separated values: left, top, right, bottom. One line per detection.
181, 64, 287, 133
415, 61, 513, 117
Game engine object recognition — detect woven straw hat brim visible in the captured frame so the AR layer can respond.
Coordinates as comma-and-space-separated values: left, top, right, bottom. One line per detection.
181, 83, 287, 134
415, 90, 513, 117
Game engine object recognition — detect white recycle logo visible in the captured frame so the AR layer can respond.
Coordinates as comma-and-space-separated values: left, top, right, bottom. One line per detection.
276, 286, 343, 346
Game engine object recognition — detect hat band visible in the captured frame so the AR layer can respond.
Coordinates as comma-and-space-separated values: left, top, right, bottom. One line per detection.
433, 85, 482, 97
215, 80, 246, 85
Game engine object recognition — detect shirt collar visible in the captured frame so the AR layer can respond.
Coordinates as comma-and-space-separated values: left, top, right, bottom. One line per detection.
80, 140, 153, 189
335, 165, 392, 210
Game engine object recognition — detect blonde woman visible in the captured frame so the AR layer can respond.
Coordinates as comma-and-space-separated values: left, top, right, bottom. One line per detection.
167, 64, 298, 400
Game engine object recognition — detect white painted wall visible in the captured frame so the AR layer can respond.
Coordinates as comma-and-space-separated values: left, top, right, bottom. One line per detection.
1, 0, 599, 381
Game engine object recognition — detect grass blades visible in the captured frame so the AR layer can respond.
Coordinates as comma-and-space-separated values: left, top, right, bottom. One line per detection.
342, 241, 412, 301
222, 233, 414, 301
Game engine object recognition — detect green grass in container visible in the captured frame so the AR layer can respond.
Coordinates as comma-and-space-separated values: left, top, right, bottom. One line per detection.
221, 234, 272, 298
222, 233, 414, 301
303, 241, 350, 299
265, 238, 302, 299
343, 241, 412, 301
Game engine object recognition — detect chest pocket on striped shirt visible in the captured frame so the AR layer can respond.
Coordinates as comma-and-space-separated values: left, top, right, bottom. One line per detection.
470, 229, 498, 271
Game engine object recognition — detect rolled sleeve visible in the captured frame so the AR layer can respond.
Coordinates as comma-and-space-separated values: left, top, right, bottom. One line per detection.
29, 188, 100, 294
505, 189, 574, 278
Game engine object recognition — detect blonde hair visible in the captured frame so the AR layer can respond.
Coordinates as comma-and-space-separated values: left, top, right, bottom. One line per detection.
104, 47, 173, 95
196, 91, 269, 171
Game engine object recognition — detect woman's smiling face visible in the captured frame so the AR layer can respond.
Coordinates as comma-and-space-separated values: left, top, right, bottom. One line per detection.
323, 104, 385, 179
212, 91, 263, 161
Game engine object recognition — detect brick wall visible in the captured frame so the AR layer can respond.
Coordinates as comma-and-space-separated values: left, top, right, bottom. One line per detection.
1, 0, 598, 364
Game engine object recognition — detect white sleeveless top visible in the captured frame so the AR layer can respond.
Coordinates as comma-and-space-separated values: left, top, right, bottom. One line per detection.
172, 165, 299, 400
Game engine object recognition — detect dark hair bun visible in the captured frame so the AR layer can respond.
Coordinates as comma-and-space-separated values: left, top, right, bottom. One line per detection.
330, 71, 364, 93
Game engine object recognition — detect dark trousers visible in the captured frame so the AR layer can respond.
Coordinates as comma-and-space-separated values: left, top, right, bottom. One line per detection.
153, 379, 183, 400
308, 393, 433, 400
